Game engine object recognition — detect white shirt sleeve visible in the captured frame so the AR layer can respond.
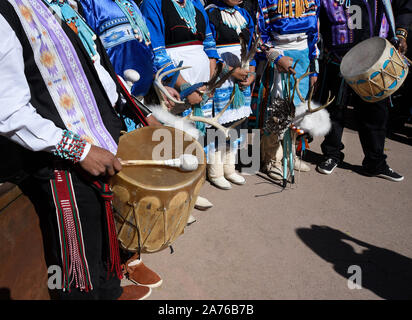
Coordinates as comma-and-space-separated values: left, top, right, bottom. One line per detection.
93, 53, 119, 107
0, 13, 63, 153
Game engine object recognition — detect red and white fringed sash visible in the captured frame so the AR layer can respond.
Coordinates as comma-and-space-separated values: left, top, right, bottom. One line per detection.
50, 170, 123, 293
90, 180, 123, 280
51, 170, 93, 292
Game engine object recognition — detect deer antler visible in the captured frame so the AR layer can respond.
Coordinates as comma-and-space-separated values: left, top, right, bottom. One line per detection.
154, 64, 237, 138
307, 89, 335, 113
289, 65, 335, 123
292, 90, 336, 124
185, 92, 236, 139
291, 68, 316, 103
154, 62, 191, 109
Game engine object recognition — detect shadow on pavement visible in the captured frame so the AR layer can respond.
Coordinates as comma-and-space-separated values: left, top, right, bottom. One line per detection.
296, 225, 412, 300
0, 288, 12, 300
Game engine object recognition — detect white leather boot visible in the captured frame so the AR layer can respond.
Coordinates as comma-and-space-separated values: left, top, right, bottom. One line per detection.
261, 133, 283, 180
223, 149, 246, 185
187, 214, 196, 226
194, 196, 213, 210
207, 150, 232, 190
268, 140, 284, 180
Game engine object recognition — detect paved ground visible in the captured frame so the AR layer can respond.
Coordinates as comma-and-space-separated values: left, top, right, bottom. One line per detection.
127, 124, 412, 300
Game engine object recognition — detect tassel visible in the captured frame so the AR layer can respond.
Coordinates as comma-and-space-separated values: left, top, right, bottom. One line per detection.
91, 181, 123, 280
233, 83, 245, 109
296, 136, 309, 153
193, 105, 206, 135
297, 137, 303, 153
51, 170, 93, 292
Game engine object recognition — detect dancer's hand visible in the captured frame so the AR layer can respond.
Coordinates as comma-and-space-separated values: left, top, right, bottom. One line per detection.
399, 38, 408, 55
240, 73, 255, 87
276, 56, 296, 74
186, 91, 203, 105
232, 67, 249, 82
146, 115, 162, 126
80, 145, 122, 177
162, 86, 181, 110
196, 85, 212, 98
310, 76, 318, 88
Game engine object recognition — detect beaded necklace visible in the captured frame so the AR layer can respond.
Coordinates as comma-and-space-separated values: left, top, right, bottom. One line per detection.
220, 7, 247, 35
171, 0, 197, 34
44, 0, 98, 61
113, 0, 151, 46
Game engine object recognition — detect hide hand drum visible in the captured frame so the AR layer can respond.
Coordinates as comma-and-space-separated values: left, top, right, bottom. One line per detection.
110, 126, 206, 253
340, 37, 408, 103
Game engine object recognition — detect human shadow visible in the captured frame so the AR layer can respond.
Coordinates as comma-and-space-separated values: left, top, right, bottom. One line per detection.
386, 125, 412, 147
0, 288, 12, 300
296, 225, 412, 299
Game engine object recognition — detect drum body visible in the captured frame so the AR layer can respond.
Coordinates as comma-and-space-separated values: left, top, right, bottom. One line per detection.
340, 37, 408, 103
110, 126, 206, 253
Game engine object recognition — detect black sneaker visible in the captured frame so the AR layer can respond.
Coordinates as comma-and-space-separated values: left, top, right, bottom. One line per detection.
369, 166, 404, 182
317, 158, 339, 175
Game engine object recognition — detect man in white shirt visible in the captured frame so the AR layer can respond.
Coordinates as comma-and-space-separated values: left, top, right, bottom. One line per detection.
0, 0, 154, 300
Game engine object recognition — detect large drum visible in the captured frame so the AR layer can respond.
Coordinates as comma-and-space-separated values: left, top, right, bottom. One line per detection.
110, 126, 206, 253
340, 37, 408, 103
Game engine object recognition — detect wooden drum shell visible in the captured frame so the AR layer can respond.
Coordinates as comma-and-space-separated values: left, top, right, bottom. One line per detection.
340, 37, 408, 103
110, 126, 206, 253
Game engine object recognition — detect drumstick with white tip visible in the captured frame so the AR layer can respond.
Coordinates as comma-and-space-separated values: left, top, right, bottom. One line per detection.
120, 154, 199, 172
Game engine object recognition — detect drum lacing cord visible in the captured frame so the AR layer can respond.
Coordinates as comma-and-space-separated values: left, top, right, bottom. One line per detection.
119, 201, 166, 254
164, 196, 192, 254
113, 204, 142, 258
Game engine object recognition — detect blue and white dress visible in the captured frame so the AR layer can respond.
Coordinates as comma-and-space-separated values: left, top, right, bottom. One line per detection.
140, 0, 221, 119
206, 1, 256, 125
80, 0, 155, 98
257, 0, 320, 107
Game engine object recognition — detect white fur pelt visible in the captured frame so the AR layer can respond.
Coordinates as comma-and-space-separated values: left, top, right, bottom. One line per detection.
148, 105, 201, 140
293, 101, 332, 137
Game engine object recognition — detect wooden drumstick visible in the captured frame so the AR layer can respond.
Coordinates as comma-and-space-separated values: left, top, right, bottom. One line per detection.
120, 154, 199, 172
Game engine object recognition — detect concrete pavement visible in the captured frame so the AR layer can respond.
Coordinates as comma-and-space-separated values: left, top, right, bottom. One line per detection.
135, 126, 412, 300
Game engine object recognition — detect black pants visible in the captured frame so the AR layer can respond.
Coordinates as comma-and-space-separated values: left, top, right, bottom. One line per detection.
19, 168, 122, 300
319, 62, 389, 173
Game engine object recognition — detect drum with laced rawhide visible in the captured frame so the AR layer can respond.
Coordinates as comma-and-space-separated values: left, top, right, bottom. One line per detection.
110, 126, 206, 253
340, 37, 408, 103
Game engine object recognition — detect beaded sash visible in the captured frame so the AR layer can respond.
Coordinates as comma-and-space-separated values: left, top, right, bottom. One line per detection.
9, 0, 118, 154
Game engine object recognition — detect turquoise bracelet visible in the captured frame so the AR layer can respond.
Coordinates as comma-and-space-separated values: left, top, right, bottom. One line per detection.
53, 130, 87, 163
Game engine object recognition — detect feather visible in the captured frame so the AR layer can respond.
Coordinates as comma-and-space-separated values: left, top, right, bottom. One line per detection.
239, 29, 249, 68
206, 62, 223, 91
245, 33, 260, 67
208, 67, 235, 93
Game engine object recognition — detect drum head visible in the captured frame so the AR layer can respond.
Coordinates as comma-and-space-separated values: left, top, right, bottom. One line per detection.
341, 37, 387, 78
116, 126, 205, 190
